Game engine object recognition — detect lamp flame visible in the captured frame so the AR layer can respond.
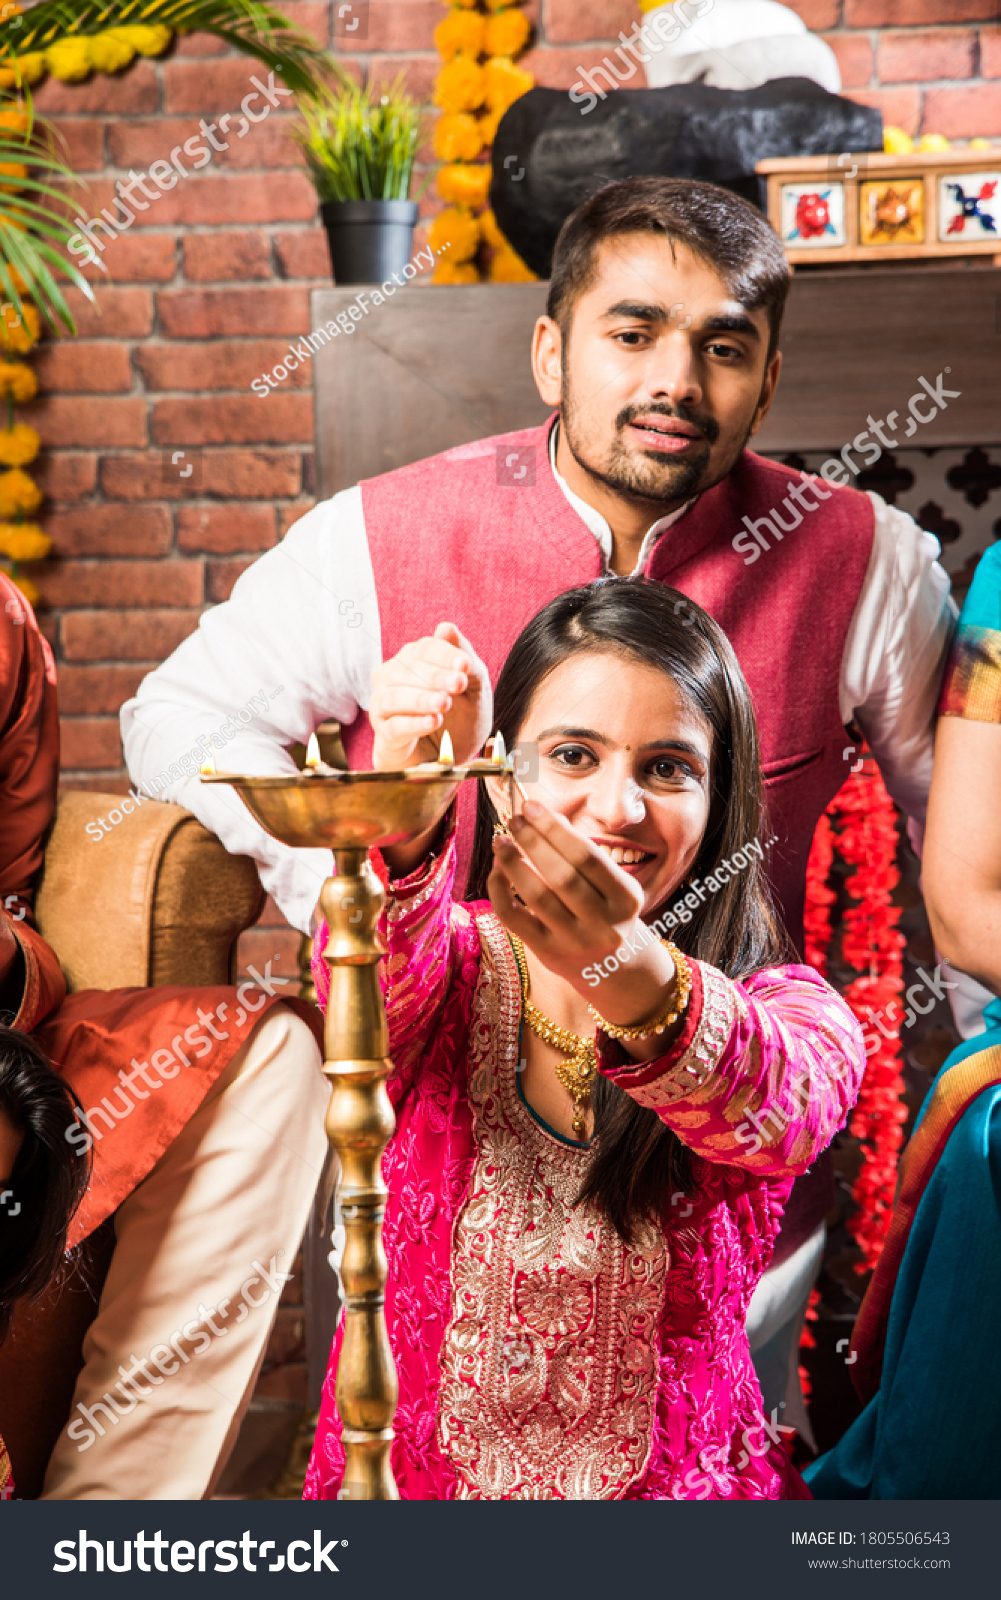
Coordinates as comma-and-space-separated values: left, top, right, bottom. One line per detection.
438, 730, 455, 766
199, 746, 216, 775
305, 732, 321, 769
491, 731, 507, 766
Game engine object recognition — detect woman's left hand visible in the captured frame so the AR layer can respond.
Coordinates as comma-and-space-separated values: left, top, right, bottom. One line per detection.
488, 797, 677, 1021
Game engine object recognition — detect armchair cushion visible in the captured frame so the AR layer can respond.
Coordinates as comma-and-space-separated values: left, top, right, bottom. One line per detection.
35, 791, 265, 992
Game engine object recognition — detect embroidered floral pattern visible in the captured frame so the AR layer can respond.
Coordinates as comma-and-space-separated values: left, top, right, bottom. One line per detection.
438, 916, 670, 1500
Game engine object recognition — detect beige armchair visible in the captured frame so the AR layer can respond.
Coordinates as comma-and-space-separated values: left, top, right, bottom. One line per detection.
0, 789, 267, 1498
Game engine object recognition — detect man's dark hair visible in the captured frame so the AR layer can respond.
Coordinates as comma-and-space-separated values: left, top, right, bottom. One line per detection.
546, 176, 791, 363
0, 1025, 90, 1343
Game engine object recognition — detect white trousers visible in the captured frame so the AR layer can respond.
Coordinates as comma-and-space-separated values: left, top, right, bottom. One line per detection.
42, 1006, 329, 1500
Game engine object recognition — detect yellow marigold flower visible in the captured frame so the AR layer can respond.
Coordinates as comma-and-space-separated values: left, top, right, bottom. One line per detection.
434, 57, 486, 114
434, 111, 483, 163
918, 132, 950, 153
434, 258, 479, 285
0, 521, 49, 562
488, 241, 536, 282
477, 108, 504, 145
484, 9, 531, 59
4, 568, 39, 606
0, 421, 39, 466
0, 467, 42, 517
46, 38, 94, 81
108, 24, 172, 58
0, 360, 36, 401
88, 31, 137, 74
480, 208, 506, 250
428, 206, 480, 263
484, 56, 534, 115
439, 0, 479, 9
970, 137, 992, 149
883, 126, 912, 155
0, 299, 38, 352
434, 9, 485, 62
484, 0, 518, 10
0, 53, 46, 88
437, 161, 492, 208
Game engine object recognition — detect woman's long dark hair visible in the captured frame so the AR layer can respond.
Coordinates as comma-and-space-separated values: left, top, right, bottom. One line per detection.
466, 580, 790, 1241
0, 1025, 90, 1342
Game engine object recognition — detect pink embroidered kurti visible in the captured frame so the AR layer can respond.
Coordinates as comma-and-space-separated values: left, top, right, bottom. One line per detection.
304, 834, 865, 1502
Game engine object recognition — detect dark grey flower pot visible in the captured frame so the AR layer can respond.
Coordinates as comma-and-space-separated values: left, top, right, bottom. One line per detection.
320, 199, 419, 285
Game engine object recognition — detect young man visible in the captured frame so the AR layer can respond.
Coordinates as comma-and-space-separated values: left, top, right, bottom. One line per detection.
0, 576, 330, 1498
123, 177, 953, 1425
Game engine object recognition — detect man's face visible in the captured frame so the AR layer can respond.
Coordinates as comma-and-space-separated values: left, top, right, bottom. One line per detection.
539, 235, 780, 511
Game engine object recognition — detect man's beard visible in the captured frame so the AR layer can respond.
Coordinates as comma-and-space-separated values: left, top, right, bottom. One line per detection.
562, 389, 750, 509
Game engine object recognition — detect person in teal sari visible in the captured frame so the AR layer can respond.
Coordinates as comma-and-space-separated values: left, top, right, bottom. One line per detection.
806, 540, 1001, 1500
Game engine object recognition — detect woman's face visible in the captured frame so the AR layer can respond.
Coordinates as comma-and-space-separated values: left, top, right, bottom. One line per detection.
0, 1107, 24, 1185
497, 649, 713, 916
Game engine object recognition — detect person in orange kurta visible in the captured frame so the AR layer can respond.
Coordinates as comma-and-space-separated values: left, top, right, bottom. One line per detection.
0, 573, 330, 1499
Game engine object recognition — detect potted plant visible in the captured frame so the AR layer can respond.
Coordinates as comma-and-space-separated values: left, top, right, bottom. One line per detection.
293, 68, 424, 285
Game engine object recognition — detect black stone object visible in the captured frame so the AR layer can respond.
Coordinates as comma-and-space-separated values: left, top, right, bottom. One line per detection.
490, 79, 883, 278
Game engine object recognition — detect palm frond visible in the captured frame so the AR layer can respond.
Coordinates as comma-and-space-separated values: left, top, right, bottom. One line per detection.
0, 120, 93, 333
0, 1, 329, 99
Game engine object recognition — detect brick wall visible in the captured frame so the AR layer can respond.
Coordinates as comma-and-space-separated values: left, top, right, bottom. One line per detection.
22, 0, 994, 982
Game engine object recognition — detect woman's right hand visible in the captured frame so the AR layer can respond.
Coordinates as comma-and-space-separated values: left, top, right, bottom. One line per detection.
370, 621, 493, 772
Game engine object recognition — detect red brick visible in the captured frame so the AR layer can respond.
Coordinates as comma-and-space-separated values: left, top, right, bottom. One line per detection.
58, 773, 131, 792
237, 926, 302, 992
59, 717, 123, 769
56, 120, 105, 173
33, 397, 145, 450
275, 1, 330, 42
251, 1363, 308, 1403
34, 559, 204, 610
34, 342, 134, 394
824, 33, 874, 88
366, 54, 439, 103
61, 286, 154, 340
176, 504, 277, 553
33, 454, 97, 505
278, 502, 315, 537
207, 115, 302, 171
878, 28, 975, 81
518, 44, 631, 92
543, 0, 638, 45
844, 86, 921, 135
923, 82, 1001, 136
137, 171, 316, 227
37, 613, 58, 646
151, 394, 314, 445
163, 58, 297, 114
846, 0, 996, 21
175, 32, 231, 56
138, 338, 312, 392
275, 229, 331, 280
258, 894, 293, 929
101, 448, 302, 500
206, 555, 259, 601
107, 117, 217, 169
157, 285, 311, 337
980, 26, 1001, 77
36, 60, 159, 115
260, 1305, 305, 1364
781, 0, 841, 26
70, 235, 178, 285
107, 115, 300, 173
45, 505, 173, 558
62, 609, 201, 663
54, 663, 149, 715
337, 0, 439, 53
182, 232, 272, 282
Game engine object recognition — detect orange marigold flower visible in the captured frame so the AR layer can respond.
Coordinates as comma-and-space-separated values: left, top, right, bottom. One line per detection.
0, 299, 39, 352
4, 568, 39, 606
428, 206, 481, 263
434, 57, 486, 114
434, 9, 485, 62
0, 521, 49, 562
0, 107, 30, 136
484, 56, 534, 114
433, 259, 479, 285
434, 111, 483, 164
0, 421, 39, 466
476, 109, 504, 146
0, 161, 27, 193
0, 360, 36, 401
439, 0, 479, 8
487, 242, 536, 282
484, 9, 531, 58
0, 466, 42, 517
480, 208, 506, 250
436, 162, 491, 209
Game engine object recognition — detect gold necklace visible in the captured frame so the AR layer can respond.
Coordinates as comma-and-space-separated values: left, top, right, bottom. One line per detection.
509, 933, 596, 1141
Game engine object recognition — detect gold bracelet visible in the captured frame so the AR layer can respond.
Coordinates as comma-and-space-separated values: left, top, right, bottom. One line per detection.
587, 942, 693, 1040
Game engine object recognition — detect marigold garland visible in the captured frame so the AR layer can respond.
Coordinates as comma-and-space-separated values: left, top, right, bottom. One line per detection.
802, 751, 906, 1274
432, 0, 536, 282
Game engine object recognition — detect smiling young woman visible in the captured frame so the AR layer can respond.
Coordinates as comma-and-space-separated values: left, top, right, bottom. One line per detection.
304, 579, 866, 1503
